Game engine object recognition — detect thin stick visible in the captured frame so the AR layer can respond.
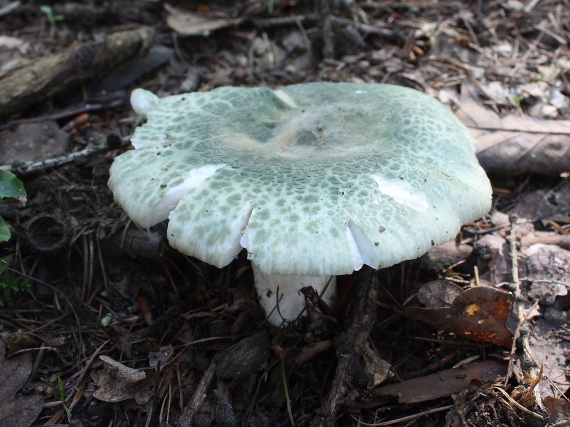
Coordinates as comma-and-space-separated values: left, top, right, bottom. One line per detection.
348, 405, 453, 426
509, 215, 520, 291
491, 386, 543, 419
505, 215, 523, 386
0, 136, 130, 174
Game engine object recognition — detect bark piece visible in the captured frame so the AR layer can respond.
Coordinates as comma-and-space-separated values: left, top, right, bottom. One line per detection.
214, 381, 237, 427
0, 26, 153, 119
216, 331, 268, 381
421, 241, 473, 270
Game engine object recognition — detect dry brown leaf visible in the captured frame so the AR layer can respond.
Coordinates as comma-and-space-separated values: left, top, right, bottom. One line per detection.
362, 341, 392, 388
417, 280, 464, 308
525, 331, 569, 398
405, 285, 515, 347
165, 4, 243, 36
543, 396, 570, 424
510, 180, 570, 222
520, 245, 570, 399
455, 81, 570, 176
373, 360, 506, 404
0, 338, 44, 427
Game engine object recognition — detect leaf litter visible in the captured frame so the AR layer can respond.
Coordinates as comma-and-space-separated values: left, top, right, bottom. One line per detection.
456, 81, 570, 177
0, 0, 570, 426
0, 337, 44, 427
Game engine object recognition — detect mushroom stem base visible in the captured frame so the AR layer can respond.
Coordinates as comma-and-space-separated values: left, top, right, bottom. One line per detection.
251, 264, 336, 325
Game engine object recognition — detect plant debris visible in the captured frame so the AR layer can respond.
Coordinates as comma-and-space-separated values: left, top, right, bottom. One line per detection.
0, 338, 44, 427
1, 1, 570, 426
405, 283, 516, 347
373, 359, 506, 404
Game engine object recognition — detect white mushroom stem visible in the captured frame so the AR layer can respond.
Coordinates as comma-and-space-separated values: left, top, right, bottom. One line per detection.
251, 264, 337, 325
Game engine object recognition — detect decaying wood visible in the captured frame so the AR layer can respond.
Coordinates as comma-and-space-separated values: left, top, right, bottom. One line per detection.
319, 0, 335, 59
311, 267, 378, 427
0, 26, 153, 119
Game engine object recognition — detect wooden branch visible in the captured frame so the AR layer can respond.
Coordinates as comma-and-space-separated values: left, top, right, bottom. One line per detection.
177, 357, 217, 427
0, 26, 153, 120
311, 267, 378, 427
319, 0, 335, 59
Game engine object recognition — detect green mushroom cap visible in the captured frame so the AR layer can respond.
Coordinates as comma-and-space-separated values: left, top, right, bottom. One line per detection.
108, 83, 491, 276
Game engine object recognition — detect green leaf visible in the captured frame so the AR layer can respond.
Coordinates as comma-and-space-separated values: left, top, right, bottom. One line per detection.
0, 170, 26, 200
0, 259, 6, 275
0, 217, 10, 243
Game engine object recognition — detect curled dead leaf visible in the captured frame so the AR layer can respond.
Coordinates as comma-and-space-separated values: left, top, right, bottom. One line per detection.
362, 341, 392, 388
405, 284, 515, 347
165, 4, 243, 36
93, 356, 155, 405
417, 280, 463, 308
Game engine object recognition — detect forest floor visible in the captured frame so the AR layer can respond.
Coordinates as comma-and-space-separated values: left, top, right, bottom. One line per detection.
1, 0, 570, 426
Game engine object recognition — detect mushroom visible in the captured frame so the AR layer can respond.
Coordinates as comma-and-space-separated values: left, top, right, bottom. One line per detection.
108, 83, 491, 325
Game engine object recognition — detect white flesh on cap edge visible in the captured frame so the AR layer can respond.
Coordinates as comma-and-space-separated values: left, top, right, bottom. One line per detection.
109, 83, 493, 325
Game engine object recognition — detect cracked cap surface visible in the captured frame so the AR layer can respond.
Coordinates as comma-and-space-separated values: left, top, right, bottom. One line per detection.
108, 83, 492, 276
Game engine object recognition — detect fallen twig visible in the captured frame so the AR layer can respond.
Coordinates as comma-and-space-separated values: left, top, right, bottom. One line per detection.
0, 96, 125, 131
505, 215, 523, 386
177, 357, 217, 427
348, 404, 453, 426
311, 267, 378, 427
0, 135, 130, 175
319, 0, 335, 59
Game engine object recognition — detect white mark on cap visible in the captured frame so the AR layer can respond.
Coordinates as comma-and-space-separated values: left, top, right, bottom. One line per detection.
372, 174, 428, 210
